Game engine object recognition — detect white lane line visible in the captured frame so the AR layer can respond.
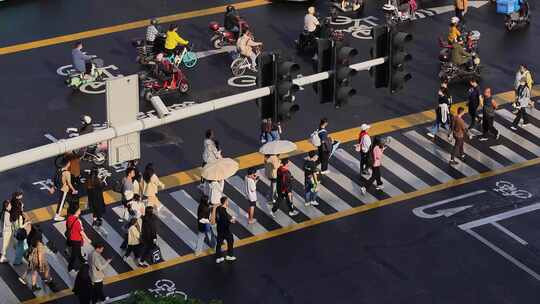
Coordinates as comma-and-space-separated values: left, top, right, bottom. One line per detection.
491, 222, 529, 246
168, 190, 240, 242
111, 206, 179, 260
334, 149, 404, 197
287, 162, 354, 211
463, 229, 540, 281
228, 175, 298, 227
386, 137, 453, 183
459, 202, 540, 230
490, 145, 528, 163
405, 130, 479, 176
493, 121, 540, 156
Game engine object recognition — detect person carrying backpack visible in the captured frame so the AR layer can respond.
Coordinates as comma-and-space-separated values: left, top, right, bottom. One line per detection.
303, 151, 320, 207
317, 118, 332, 174
52, 160, 78, 222
479, 87, 500, 141
271, 159, 299, 217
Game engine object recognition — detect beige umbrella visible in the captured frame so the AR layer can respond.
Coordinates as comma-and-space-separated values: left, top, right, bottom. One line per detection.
201, 158, 239, 180
259, 140, 297, 155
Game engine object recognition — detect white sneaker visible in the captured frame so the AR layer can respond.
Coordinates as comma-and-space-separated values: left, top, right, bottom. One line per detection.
269, 211, 275, 218
360, 187, 366, 195
305, 202, 311, 207
522, 123, 529, 127
225, 255, 237, 261
53, 215, 65, 222
216, 257, 225, 264
426, 132, 435, 139
376, 185, 384, 190
496, 133, 500, 140
288, 210, 299, 216
321, 170, 329, 174
0, 257, 8, 263
510, 126, 517, 131
310, 201, 319, 206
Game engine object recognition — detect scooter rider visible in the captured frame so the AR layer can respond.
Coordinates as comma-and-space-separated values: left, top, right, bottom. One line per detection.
448, 17, 461, 43
72, 41, 93, 77
164, 24, 189, 56
304, 7, 321, 38
153, 53, 173, 84
451, 37, 473, 69
146, 18, 161, 45
79, 115, 94, 136
224, 5, 241, 38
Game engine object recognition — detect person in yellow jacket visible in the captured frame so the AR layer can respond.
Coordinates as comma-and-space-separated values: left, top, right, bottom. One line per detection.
448, 17, 461, 43
164, 24, 189, 55
454, 0, 468, 22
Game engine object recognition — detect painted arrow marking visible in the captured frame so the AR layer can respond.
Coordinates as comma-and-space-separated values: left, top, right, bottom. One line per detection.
412, 190, 486, 219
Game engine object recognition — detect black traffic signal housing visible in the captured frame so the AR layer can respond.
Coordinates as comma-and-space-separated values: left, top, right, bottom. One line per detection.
370, 25, 390, 88
388, 30, 412, 93
275, 58, 300, 121
334, 44, 358, 108
316, 39, 334, 104
257, 52, 277, 121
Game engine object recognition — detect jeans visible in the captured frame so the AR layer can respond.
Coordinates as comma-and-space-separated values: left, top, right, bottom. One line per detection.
468, 103, 479, 129
215, 233, 234, 258
365, 166, 383, 189
195, 228, 216, 254
14, 239, 27, 264
430, 120, 449, 135
305, 190, 318, 203
68, 241, 84, 271
512, 108, 529, 126
482, 115, 499, 138
359, 151, 369, 173
272, 191, 294, 213
318, 146, 329, 171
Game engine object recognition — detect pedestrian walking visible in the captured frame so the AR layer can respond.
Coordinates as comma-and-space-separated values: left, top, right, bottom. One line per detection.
89, 242, 112, 303
23, 239, 52, 291
317, 118, 332, 174
244, 168, 258, 224
123, 217, 142, 261
264, 154, 280, 203
467, 78, 481, 131
450, 107, 467, 165
86, 169, 106, 227
454, 0, 468, 22
73, 263, 93, 304
66, 206, 88, 273
303, 151, 320, 207
207, 179, 225, 206
272, 158, 299, 217
212, 197, 236, 264
201, 129, 222, 187
511, 78, 531, 130
357, 124, 372, 176
53, 160, 78, 222
11, 201, 28, 266
139, 206, 157, 267
479, 87, 500, 141
360, 137, 386, 194
514, 64, 533, 112
118, 167, 136, 223
0, 200, 12, 263
141, 163, 165, 213
427, 88, 452, 139
195, 195, 216, 255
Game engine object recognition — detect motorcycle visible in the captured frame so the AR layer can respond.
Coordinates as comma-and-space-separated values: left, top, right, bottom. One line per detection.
382, 0, 417, 25
54, 127, 107, 168
295, 16, 344, 53
65, 57, 105, 90
139, 65, 189, 102
209, 19, 249, 49
438, 30, 480, 64
438, 52, 482, 82
132, 34, 167, 66
505, 0, 530, 31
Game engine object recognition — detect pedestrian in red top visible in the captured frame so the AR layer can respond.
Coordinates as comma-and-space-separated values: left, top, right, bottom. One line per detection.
66, 206, 88, 273
271, 159, 299, 217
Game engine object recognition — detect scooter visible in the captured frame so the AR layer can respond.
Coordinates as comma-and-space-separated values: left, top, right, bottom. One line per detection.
438, 52, 482, 83
139, 65, 189, 101
54, 127, 108, 168
382, 0, 417, 25
132, 34, 166, 65
438, 30, 481, 64
209, 19, 249, 49
505, 0, 530, 31
65, 58, 105, 90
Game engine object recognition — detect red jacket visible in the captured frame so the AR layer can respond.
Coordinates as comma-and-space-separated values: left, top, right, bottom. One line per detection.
67, 215, 83, 243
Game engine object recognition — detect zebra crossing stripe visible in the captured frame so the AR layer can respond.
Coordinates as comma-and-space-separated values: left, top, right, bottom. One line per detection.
404, 131, 479, 176
225, 198, 268, 235
386, 137, 453, 183
491, 145, 527, 163
382, 155, 430, 190
0, 273, 20, 304
287, 162, 354, 211
493, 121, 540, 156
498, 109, 540, 140
227, 175, 298, 228
41, 235, 74, 289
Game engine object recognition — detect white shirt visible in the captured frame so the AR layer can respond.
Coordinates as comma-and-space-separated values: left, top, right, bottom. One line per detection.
244, 176, 257, 202
304, 14, 319, 32
209, 180, 224, 206
360, 134, 371, 153
146, 25, 159, 42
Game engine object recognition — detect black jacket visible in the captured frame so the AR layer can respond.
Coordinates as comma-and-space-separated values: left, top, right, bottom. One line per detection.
216, 206, 232, 235
224, 11, 239, 31
141, 215, 157, 243
197, 203, 211, 233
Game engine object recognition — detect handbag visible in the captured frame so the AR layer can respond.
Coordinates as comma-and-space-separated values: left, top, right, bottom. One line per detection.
151, 244, 163, 264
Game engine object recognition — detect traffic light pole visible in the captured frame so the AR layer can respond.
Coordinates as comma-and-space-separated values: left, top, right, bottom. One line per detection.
0, 57, 386, 173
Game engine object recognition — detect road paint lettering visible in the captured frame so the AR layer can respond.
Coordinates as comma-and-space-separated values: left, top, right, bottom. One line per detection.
330, 16, 379, 40
493, 181, 532, 199
136, 101, 196, 119
412, 190, 486, 219
32, 179, 55, 192
228, 75, 257, 87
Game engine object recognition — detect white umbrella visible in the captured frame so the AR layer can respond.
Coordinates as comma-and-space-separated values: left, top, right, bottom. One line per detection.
259, 140, 297, 155
201, 158, 239, 180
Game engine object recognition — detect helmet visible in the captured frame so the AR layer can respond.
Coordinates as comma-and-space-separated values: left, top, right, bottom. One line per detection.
150, 18, 158, 25
451, 16, 460, 24
155, 53, 164, 61
81, 115, 92, 125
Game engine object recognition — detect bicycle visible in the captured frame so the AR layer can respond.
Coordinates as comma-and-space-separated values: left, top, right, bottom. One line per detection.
167, 44, 198, 69
148, 279, 188, 299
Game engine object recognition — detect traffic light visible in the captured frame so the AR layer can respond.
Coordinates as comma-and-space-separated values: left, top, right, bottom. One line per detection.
334, 45, 358, 108
257, 52, 277, 121
370, 25, 390, 88
388, 30, 412, 93
275, 58, 300, 120
316, 39, 334, 104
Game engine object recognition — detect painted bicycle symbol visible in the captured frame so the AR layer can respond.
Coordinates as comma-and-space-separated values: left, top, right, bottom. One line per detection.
148, 279, 188, 299
493, 181, 532, 199
330, 15, 379, 40
56, 64, 123, 94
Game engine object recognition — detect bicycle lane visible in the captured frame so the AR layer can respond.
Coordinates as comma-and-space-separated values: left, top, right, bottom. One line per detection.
41, 163, 540, 304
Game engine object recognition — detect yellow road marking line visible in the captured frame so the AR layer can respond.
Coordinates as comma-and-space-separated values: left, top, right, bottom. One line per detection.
24, 151, 540, 304
0, 0, 270, 55
23, 86, 533, 225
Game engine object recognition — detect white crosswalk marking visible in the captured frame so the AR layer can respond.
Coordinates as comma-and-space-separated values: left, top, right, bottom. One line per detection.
380, 154, 430, 190
225, 197, 268, 235
491, 145, 527, 163
5, 246, 48, 296
493, 121, 540, 156
52, 221, 117, 277
405, 131, 479, 176
433, 128, 504, 170
527, 107, 540, 121
228, 175, 298, 227
334, 149, 404, 197
154, 206, 199, 252
387, 137, 453, 183
41, 235, 73, 288
287, 162, 355, 211
168, 190, 240, 242
498, 109, 540, 139
110, 207, 179, 260
0, 274, 20, 304
257, 171, 325, 219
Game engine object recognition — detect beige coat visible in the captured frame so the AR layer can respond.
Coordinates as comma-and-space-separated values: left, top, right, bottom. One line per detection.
127, 219, 141, 246
142, 174, 164, 197
265, 155, 280, 179
455, 0, 468, 10
90, 250, 111, 283
237, 34, 261, 57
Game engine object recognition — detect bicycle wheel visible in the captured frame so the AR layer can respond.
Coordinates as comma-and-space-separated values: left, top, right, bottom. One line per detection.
513, 190, 532, 199
182, 51, 197, 68
230, 58, 246, 76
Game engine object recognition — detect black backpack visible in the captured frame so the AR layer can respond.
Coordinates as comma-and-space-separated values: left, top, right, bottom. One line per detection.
15, 228, 27, 241
112, 179, 124, 194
